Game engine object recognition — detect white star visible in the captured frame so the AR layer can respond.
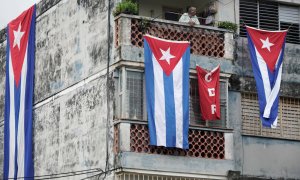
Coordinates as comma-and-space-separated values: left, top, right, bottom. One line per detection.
159, 47, 175, 64
13, 23, 25, 50
260, 37, 274, 52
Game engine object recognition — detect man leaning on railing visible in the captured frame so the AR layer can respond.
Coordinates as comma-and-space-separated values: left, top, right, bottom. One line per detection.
179, 6, 200, 26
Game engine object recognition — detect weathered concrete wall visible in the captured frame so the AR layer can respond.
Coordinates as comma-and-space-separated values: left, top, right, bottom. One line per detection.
33, 74, 111, 178
0, 0, 116, 178
0, 42, 6, 120
215, 0, 236, 23
242, 136, 300, 179
0, 125, 3, 177
0, 37, 6, 179
227, 91, 243, 173
34, 0, 109, 102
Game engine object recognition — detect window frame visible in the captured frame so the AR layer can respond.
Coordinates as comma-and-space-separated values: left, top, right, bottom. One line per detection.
189, 72, 229, 129
117, 67, 147, 121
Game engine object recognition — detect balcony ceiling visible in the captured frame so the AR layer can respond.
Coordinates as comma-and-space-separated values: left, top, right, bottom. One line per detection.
138, 0, 212, 19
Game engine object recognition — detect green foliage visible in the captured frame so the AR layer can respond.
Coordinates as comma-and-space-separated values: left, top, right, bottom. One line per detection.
139, 18, 151, 34
217, 21, 238, 32
113, 0, 138, 17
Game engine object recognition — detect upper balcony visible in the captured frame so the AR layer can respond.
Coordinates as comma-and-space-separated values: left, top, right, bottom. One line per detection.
114, 12, 235, 70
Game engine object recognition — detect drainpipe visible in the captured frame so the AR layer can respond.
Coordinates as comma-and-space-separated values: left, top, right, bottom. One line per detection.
105, 0, 112, 176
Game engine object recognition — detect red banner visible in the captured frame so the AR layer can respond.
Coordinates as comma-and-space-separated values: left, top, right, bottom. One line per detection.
196, 65, 220, 120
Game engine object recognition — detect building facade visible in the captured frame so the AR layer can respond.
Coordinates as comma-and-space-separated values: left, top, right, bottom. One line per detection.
0, 0, 300, 179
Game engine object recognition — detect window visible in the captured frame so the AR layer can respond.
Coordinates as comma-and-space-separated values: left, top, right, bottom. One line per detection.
279, 5, 300, 44
240, 0, 300, 44
163, 7, 183, 21
117, 68, 228, 129
117, 69, 145, 120
242, 93, 300, 140
190, 78, 228, 128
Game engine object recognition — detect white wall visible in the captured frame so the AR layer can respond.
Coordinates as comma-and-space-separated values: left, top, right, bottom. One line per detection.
215, 0, 238, 23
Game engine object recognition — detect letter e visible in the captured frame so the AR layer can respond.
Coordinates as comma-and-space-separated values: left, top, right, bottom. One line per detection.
208, 88, 215, 97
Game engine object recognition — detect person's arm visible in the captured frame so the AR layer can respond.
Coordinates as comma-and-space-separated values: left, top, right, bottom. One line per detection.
193, 17, 200, 25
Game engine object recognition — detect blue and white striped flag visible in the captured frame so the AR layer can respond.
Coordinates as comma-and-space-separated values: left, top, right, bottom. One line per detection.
246, 26, 287, 128
144, 35, 190, 149
4, 5, 36, 179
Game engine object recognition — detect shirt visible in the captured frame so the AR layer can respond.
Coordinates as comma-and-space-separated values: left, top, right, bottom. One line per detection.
179, 13, 200, 25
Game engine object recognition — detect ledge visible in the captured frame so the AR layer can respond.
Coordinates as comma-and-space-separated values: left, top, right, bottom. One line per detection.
114, 14, 232, 33
114, 119, 234, 133
242, 133, 300, 142
117, 152, 235, 178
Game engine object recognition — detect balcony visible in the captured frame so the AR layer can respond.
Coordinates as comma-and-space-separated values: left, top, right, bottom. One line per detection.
114, 14, 235, 64
114, 121, 235, 178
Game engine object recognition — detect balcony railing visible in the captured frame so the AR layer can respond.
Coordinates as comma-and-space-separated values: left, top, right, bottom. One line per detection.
115, 14, 234, 60
114, 122, 233, 160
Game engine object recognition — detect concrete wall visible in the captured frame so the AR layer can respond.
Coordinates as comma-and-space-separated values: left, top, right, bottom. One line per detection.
34, 0, 109, 102
33, 74, 111, 178
227, 91, 243, 173
242, 136, 300, 179
0, 123, 3, 176
215, 0, 237, 23
119, 152, 235, 179
0, 39, 5, 178
0, 0, 116, 178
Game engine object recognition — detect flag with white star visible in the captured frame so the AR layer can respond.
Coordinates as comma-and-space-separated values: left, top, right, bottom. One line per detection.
144, 34, 190, 149
246, 26, 287, 128
4, 5, 36, 179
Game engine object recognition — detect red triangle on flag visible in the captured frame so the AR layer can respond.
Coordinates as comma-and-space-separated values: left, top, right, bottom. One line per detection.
8, 6, 34, 87
144, 35, 190, 76
246, 26, 287, 72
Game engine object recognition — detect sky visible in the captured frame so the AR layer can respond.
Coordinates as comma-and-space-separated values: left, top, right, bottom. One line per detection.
0, 0, 40, 30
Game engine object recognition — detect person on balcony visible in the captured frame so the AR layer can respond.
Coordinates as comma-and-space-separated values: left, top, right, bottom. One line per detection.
179, 6, 200, 26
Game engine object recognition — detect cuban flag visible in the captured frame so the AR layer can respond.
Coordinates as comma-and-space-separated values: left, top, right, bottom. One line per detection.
3, 5, 36, 179
144, 35, 190, 149
246, 26, 287, 128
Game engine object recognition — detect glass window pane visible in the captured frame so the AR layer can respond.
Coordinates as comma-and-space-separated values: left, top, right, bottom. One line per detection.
126, 71, 144, 120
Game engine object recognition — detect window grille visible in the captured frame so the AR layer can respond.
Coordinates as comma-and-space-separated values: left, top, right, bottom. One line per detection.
119, 70, 228, 129
117, 172, 207, 180
279, 5, 300, 44
239, 0, 258, 37
242, 93, 300, 140
259, 0, 279, 31
240, 0, 300, 44
126, 71, 144, 120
